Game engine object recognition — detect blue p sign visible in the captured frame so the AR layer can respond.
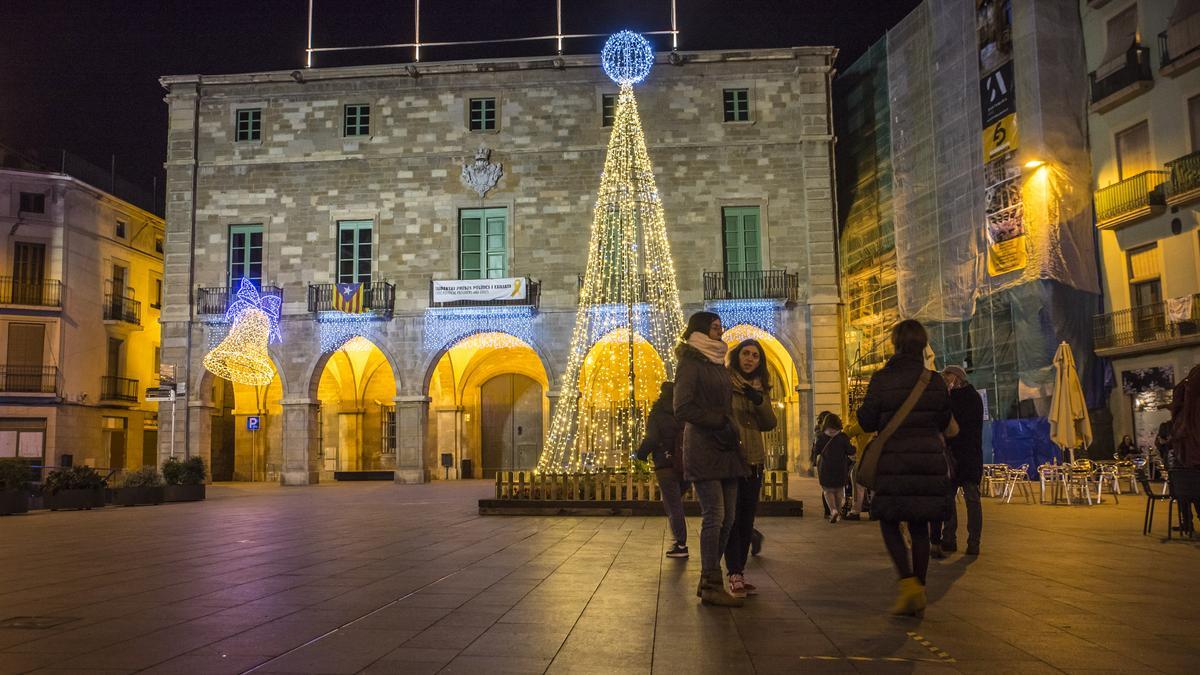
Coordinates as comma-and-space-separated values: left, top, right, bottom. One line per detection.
247, 416, 261, 431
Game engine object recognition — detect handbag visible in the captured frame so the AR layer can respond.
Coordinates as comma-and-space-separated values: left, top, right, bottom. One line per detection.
857, 370, 932, 491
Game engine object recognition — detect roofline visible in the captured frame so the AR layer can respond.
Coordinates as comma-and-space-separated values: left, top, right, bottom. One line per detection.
161, 46, 838, 90
0, 168, 164, 225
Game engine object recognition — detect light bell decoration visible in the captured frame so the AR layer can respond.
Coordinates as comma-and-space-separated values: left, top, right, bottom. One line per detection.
538, 32, 685, 475
203, 278, 281, 386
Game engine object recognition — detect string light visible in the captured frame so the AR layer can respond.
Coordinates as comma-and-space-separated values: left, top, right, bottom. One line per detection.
202, 278, 279, 386
710, 299, 780, 335
319, 313, 382, 353
539, 63, 685, 475
423, 306, 535, 352
602, 30, 655, 85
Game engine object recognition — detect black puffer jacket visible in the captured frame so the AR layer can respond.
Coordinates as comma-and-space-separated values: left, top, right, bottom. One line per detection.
673, 343, 746, 482
856, 353, 952, 522
636, 385, 682, 474
947, 383, 985, 485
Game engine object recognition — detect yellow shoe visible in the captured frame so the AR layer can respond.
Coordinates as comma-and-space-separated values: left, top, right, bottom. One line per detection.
890, 576, 926, 617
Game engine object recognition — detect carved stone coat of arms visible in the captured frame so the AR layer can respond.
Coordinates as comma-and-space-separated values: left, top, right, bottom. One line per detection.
460, 145, 503, 198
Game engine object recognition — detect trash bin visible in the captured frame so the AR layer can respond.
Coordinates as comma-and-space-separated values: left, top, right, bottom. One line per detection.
461, 458, 473, 480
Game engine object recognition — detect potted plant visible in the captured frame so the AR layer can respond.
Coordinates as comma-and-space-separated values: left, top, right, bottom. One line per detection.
43, 466, 106, 510
0, 458, 32, 515
112, 466, 165, 506
162, 456, 206, 502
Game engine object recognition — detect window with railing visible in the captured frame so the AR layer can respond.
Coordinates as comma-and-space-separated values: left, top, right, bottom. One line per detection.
1093, 293, 1200, 350
703, 270, 799, 303
1093, 170, 1169, 225
103, 293, 141, 324
1166, 149, 1200, 203
307, 282, 394, 315
1090, 46, 1153, 105
196, 285, 283, 315
100, 376, 139, 402
0, 278, 61, 307
1159, 2, 1200, 70
381, 405, 396, 455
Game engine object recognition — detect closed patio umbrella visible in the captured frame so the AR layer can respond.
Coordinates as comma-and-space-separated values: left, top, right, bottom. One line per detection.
1049, 342, 1092, 464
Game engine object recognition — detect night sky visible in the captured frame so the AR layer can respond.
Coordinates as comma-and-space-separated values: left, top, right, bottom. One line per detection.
0, 0, 920, 214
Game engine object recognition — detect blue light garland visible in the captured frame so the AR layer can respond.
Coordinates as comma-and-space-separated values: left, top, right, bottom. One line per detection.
602, 31, 654, 85
423, 307, 536, 352
319, 313, 382, 354
709, 299, 780, 335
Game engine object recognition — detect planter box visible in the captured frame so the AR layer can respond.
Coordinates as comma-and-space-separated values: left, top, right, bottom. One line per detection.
113, 486, 164, 506
45, 487, 105, 511
0, 490, 29, 515
164, 484, 205, 502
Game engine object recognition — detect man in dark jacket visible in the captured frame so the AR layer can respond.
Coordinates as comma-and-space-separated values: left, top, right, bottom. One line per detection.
637, 381, 690, 558
939, 365, 985, 556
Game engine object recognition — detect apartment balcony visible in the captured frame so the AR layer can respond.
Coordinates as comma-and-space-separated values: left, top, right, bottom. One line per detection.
1165, 150, 1200, 207
1089, 46, 1153, 114
0, 365, 57, 395
103, 293, 141, 325
428, 277, 540, 309
1160, 29, 1200, 78
307, 282, 394, 318
1093, 170, 1168, 229
1093, 293, 1200, 356
0, 278, 62, 308
196, 285, 284, 317
704, 270, 799, 304
100, 375, 139, 403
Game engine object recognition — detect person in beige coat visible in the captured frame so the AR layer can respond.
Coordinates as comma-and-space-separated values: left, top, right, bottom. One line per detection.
722, 338, 777, 597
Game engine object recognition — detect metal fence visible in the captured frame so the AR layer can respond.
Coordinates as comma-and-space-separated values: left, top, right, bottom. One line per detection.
1093, 293, 1200, 350
703, 269, 799, 302
1094, 170, 1168, 225
0, 365, 57, 393
0, 278, 62, 307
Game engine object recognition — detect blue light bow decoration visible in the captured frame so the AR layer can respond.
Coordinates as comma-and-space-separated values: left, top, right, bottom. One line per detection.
423, 306, 536, 352
226, 277, 282, 344
709, 299, 780, 335
602, 31, 654, 85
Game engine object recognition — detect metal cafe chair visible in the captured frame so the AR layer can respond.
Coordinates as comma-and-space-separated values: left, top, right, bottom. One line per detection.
1136, 469, 1176, 539
982, 464, 1008, 498
1002, 464, 1033, 504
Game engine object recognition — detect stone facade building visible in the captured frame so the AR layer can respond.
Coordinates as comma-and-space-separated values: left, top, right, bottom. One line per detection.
159, 46, 842, 484
0, 154, 164, 471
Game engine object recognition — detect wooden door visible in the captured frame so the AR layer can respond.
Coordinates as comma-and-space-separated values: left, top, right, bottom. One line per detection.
480, 374, 543, 478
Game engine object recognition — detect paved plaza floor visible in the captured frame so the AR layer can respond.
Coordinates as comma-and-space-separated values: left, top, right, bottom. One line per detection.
1, 477, 1199, 674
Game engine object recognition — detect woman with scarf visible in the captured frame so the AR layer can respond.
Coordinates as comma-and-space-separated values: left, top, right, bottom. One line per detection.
723, 338, 777, 597
674, 311, 745, 606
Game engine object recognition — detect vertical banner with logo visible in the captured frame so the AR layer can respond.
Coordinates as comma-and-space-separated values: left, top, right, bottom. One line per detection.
977, 0, 1027, 276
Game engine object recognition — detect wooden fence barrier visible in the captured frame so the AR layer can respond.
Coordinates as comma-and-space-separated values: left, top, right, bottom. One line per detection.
496, 470, 790, 502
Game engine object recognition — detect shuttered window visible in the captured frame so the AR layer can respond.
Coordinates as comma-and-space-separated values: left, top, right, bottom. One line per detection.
459, 208, 507, 279
722, 207, 762, 274
229, 224, 264, 286
1127, 243, 1160, 280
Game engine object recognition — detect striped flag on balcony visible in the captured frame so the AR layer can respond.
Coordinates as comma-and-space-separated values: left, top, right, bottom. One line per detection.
333, 282, 364, 313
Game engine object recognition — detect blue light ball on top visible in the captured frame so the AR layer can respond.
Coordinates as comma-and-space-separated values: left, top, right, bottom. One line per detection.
602, 31, 654, 85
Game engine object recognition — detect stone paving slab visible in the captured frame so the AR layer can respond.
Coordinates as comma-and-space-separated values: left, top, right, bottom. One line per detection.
1, 478, 1198, 674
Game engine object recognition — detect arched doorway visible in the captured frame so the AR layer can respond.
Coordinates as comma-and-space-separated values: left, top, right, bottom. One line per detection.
202, 360, 284, 482
313, 336, 398, 476
723, 324, 801, 471
426, 332, 549, 480
480, 373, 543, 478
575, 328, 667, 469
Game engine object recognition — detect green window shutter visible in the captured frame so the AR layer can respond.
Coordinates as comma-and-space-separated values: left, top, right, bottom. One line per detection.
229, 224, 264, 286
460, 208, 507, 279
722, 207, 761, 274
336, 220, 373, 284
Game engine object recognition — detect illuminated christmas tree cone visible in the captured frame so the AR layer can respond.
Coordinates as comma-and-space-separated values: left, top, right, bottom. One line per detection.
203, 278, 281, 387
538, 31, 685, 474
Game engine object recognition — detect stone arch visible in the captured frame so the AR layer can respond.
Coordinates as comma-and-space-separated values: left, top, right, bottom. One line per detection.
302, 334, 403, 402
419, 330, 555, 399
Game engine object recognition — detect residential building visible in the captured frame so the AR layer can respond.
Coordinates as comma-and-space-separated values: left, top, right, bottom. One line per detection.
158, 46, 842, 484
1084, 0, 1200, 451
0, 154, 164, 472
836, 0, 1101, 467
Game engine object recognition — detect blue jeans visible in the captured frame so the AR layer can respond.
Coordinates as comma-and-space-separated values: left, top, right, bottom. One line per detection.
655, 468, 689, 546
694, 478, 738, 577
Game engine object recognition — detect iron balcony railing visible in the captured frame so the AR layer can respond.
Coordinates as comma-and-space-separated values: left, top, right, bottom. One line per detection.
308, 282, 395, 316
0, 278, 62, 307
1093, 170, 1169, 226
0, 365, 57, 394
1160, 29, 1200, 69
1093, 293, 1200, 351
1166, 150, 1200, 204
428, 277, 540, 309
103, 293, 141, 324
704, 270, 799, 303
196, 285, 284, 315
1089, 46, 1152, 104
100, 376, 139, 402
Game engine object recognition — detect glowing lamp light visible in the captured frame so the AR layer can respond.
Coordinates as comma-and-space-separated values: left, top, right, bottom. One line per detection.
1024, 160, 1046, 169
602, 31, 655, 85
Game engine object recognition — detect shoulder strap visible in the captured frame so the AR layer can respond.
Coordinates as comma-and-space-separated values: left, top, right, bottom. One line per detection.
874, 370, 931, 449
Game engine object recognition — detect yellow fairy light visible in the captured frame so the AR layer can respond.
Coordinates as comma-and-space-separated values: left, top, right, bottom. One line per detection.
538, 82, 685, 474
203, 308, 276, 386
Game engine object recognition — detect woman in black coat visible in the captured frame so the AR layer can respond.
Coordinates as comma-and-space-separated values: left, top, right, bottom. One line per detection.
856, 320, 952, 617
812, 412, 855, 523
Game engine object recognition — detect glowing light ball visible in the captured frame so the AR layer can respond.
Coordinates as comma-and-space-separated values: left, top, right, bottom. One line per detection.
602, 31, 654, 85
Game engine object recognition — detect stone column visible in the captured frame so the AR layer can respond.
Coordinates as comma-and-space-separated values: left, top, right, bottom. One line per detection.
435, 406, 462, 479
280, 398, 319, 485
394, 395, 430, 484
182, 400, 213, 472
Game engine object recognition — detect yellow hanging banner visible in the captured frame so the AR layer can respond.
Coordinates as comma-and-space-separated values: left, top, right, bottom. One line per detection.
987, 234, 1028, 276
983, 113, 1019, 161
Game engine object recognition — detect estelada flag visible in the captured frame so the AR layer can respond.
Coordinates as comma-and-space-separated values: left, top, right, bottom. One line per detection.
333, 282, 364, 313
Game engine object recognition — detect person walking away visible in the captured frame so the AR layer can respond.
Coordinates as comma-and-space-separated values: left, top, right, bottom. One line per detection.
723, 339, 777, 598
939, 365, 985, 556
674, 311, 745, 606
1169, 364, 1200, 538
856, 320, 953, 617
814, 412, 855, 523
636, 381, 689, 558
